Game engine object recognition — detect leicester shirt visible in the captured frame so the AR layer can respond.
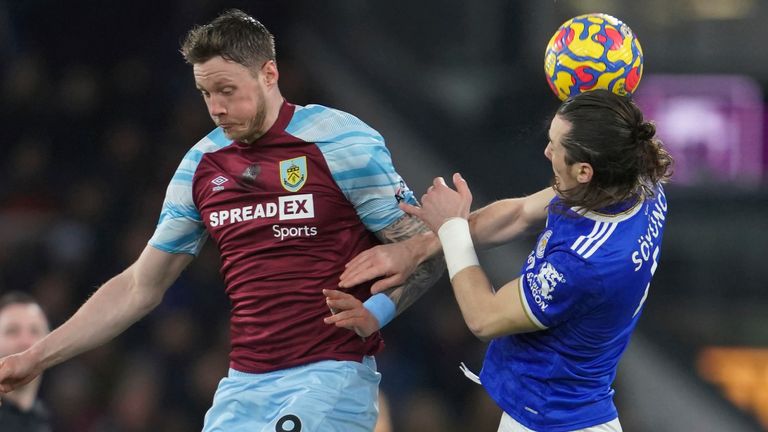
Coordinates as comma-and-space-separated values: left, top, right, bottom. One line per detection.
480, 185, 668, 431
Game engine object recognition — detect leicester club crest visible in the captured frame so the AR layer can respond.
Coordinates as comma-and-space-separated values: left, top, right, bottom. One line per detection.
279, 156, 307, 192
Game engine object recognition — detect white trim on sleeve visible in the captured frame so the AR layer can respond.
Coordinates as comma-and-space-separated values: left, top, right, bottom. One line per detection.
518, 278, 548, 330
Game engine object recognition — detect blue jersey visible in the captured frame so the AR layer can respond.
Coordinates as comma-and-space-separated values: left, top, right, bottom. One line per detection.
480, 185, 668, 431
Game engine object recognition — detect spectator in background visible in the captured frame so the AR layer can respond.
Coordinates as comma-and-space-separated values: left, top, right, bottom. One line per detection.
0, 291, 51, 432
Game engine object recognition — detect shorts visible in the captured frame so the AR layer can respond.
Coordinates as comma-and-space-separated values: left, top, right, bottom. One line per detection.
202, 356, 381, 432
498, 412, 623, 432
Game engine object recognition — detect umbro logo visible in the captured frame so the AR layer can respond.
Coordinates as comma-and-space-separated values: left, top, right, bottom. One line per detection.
211, 176, 229, 191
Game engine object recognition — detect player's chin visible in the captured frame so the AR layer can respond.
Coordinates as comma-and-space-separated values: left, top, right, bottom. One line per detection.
222, 129, 247, 142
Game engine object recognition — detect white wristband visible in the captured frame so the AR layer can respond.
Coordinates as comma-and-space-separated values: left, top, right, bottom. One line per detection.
437, 217, 480, 280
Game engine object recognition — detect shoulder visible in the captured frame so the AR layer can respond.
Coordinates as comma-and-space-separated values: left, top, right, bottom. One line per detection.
286, 104, 384, 148
550, 197, 646, 261
170, 128, 234, 186
183, 127, 234, 162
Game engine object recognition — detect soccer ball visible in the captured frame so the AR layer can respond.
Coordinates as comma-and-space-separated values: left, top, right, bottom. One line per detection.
544, 13, 643, 101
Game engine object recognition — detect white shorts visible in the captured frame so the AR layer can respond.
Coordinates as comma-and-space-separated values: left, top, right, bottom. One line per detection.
497, 412, 623, 432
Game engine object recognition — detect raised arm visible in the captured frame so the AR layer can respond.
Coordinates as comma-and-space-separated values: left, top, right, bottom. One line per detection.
338, 186, 554, 292
469, 187, 554, 249
0, 245, 192, 393
404, 174, 541, 340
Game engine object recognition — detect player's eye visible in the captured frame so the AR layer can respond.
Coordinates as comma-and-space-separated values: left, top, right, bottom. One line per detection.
221, 87, 234, 96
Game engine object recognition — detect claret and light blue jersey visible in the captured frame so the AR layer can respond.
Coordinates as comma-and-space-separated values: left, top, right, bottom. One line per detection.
148, 101, 416, 373
149, 102, 414, 256
481, 185, 668, 432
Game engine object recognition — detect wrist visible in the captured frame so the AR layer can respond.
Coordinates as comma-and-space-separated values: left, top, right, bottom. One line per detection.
407, 231, 442, 263
363, 293, 396, 329
25, 343, 49, 370
437, 217, 480, 279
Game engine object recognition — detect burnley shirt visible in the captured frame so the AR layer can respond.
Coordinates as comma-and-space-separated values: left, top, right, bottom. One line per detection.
149, 101, 416, 373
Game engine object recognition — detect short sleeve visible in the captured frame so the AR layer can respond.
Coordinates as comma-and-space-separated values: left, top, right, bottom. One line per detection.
519, 251, 604, 329
286, 104, 417, 232
148, 149, 209, 255
329, 139, 417, 232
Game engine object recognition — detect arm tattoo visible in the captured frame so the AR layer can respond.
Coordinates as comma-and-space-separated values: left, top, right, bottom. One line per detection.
375, 214, 445, 316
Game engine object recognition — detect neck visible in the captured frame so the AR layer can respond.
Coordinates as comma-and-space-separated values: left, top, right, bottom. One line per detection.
262, 93, 284, 134
3, 378, 40, 411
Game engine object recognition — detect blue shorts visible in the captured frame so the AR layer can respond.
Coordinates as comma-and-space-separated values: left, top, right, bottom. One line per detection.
202, 357, 381, 432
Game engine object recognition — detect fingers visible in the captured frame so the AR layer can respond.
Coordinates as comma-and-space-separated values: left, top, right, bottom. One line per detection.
323, 308, 356, 324
339, 251, 388, 288
324, 289, 363, 313
323, 288, 352, 302
370, 275, 403, 294
344, 249, 371, 269
399, 202, 422, 218
452, 172, 472, 202
323, 308, 367, 333
339, 266, 386, 288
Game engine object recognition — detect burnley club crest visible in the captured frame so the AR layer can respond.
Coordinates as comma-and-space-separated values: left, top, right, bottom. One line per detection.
280, 156, 307, 192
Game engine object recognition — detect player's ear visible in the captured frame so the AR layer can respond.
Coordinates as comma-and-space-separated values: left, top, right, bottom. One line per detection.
574, 163, 593, 184
261, 60, 279, 87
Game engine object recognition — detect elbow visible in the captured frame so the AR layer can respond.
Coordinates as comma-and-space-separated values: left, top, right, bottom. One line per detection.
466, 319, 497, 342
466, 312, 522, 342
473, 332, 493, 343
144, 291, 165, 311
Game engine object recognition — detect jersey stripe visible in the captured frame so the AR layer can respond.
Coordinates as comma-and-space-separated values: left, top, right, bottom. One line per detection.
149, 127, 233, 255
286, 104, 415, 232
570, 221, 602, 251
582, 222, 617, 259
573, 222, 609, 255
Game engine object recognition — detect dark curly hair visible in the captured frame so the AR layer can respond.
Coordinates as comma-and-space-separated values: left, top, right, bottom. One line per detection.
553, 89, 673, 213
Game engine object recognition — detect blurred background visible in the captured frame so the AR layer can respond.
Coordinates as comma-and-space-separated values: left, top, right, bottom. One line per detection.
1, 0, 767, 431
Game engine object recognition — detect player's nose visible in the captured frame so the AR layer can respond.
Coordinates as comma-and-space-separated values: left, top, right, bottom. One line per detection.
207, 96, 227, 117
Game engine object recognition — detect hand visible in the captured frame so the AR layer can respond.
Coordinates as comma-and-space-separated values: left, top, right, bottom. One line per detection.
339, 242, 419, 293
401, 173, 473, 232
323, 289, 381, 338
0, 351, 43, 396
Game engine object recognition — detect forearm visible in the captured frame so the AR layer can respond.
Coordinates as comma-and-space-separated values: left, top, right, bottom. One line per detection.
468, 199, 524, 248
366, 214, 446, 326
380, 253, 444, 317
439, 218, 538, 340
468, 188, 553, 248
449, 268, 497, 340
31, 268, 162, 369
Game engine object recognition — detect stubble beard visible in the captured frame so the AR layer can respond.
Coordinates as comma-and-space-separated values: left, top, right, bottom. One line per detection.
238, 90, 269, 144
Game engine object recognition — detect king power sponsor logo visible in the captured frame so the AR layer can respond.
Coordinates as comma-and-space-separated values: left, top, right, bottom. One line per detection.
209, 194, 315, 227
